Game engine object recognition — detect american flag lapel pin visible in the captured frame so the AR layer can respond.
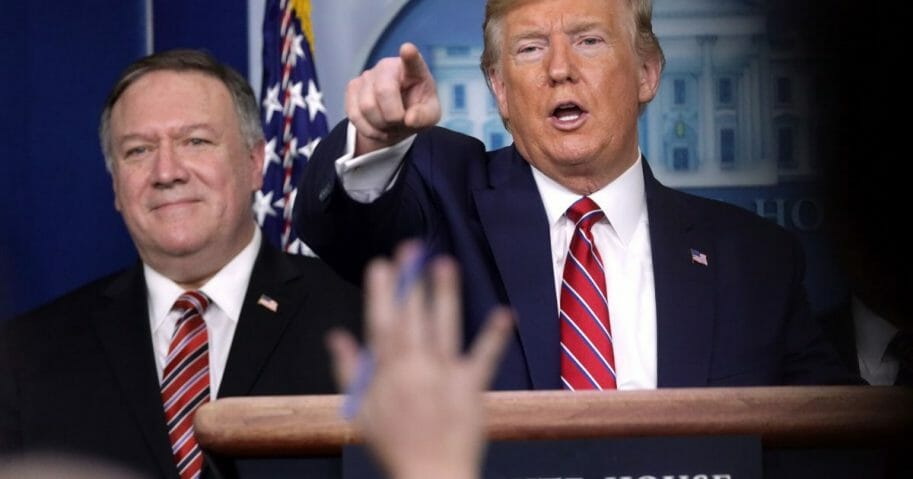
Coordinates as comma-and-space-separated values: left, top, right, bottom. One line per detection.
690, 248, 709, 266
257, 294, 279, 313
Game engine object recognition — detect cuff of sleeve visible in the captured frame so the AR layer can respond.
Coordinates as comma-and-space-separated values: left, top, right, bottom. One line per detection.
334, 123, 416, 203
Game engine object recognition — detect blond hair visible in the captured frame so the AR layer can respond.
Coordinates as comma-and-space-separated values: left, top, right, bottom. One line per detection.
480, 0, 665, 85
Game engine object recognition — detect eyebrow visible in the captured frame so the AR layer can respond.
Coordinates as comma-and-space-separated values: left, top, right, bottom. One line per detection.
508, 28, 549, 45
508, 19, 611, 44
116, 123, 217, 145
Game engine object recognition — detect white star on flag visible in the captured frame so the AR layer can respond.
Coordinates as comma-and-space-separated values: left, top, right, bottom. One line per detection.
262, 84, 283, 123
288, 34, 306, 66
252, 190, 278, 226
285, 81, 307, 116
262, 137, 281, 175
304, 80, 326, 121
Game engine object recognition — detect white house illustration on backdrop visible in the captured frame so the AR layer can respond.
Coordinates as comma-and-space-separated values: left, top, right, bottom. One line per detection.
427, 0, 818, 188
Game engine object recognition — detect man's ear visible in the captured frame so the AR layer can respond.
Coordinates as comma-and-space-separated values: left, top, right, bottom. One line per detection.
637, 52, 662, 104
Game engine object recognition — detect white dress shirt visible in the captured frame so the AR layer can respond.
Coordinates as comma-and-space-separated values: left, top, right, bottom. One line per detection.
336, 126, 658, 389
145, 228, 262, 399
853, 296, 900, 385
531, 160, 657, 389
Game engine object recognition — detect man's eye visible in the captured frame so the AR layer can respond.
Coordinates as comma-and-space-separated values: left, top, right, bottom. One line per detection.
515, 46, 544, 63
516, 42, 544, 56
124, 146, 148, 157
580, 37, 602, 46
188, 138, 210, 146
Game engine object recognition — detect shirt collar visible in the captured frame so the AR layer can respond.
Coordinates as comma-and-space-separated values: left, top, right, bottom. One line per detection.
532, 150, 646, 246
145, 228, 262, 331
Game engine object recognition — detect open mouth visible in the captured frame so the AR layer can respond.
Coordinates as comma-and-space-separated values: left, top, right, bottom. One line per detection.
552, 102, 585, 121
550, 102, 587, 132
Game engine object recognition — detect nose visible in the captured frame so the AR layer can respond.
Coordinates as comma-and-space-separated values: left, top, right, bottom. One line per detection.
151, 142, 189, 188
547, 39, 579, 85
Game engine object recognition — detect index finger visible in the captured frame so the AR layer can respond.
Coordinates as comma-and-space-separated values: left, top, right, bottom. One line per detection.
399, 42, 431, 85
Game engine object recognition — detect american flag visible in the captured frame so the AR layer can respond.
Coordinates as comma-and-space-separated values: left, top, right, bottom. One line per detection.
253, 0, 327, 255
257, 294, 279, 313
690, 248, 709, 266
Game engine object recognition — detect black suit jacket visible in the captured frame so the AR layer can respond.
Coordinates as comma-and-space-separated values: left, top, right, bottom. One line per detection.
296, 123, 857, 390
0, 239, 360, 478
816, 301, 861, 376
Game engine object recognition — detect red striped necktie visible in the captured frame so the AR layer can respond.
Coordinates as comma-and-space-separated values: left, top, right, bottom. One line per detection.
559, 197, 617, 390
161, 291, 211, 479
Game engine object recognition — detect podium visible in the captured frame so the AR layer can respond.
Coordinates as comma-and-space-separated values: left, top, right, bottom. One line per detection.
195, 386, 911, 457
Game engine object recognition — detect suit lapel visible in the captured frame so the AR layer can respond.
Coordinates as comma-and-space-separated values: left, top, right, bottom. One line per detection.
473, 147, 559, 389
218, 242, 301, 397
90, 265, 179, 479
643, 160, 716, 387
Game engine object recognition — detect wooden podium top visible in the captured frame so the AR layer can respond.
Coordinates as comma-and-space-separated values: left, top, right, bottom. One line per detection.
194, 386, 912, 456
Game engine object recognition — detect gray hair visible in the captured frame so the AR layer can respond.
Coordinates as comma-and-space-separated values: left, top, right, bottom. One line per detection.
98, 49, 263, 172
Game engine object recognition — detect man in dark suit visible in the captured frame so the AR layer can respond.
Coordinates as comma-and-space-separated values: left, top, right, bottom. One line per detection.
0, 50, 360, 478
295, 0, 855, 390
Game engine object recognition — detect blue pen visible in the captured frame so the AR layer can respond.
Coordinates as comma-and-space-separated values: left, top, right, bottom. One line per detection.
340, 245, 430, 420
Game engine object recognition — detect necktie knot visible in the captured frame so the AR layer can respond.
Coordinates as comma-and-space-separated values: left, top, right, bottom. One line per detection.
567, 197, 604, 233
172, 291, 210, 324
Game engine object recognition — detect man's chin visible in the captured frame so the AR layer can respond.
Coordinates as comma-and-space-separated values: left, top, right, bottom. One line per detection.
144, 237, 209, 261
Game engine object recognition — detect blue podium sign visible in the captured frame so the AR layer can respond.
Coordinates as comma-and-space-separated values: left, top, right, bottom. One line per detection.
344, 435, 761, 479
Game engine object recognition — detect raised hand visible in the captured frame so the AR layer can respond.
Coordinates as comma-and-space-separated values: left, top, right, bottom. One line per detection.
328, 242, 513, 479
345, 43, 442, 156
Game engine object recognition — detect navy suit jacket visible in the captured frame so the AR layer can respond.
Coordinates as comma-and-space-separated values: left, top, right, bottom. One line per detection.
296, 122, 855, 390
0, 239, 359, 478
